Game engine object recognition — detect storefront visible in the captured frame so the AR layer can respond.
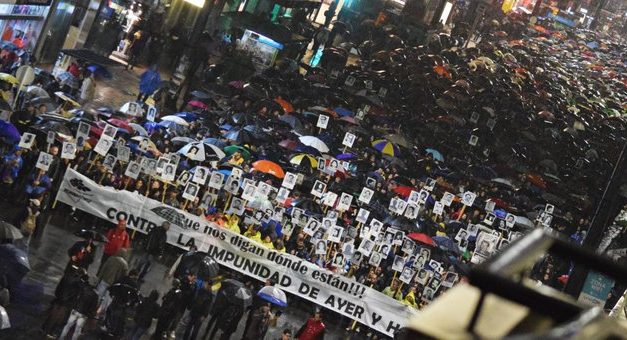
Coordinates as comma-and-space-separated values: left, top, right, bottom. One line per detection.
0, 1, 52, 52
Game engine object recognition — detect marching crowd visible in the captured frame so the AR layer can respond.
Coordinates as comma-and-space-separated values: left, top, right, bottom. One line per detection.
0, 9, 627, 340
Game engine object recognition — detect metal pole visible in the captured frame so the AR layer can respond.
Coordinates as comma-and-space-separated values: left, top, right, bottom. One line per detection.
564, 141, 627, 298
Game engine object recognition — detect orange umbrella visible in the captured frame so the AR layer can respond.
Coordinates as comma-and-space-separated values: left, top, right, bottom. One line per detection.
252, 160, 285, 178
275, 97, 294, 113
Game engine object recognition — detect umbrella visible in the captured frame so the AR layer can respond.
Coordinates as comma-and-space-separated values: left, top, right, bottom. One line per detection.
257, 285, 288, 307
202, 138, 227, 148
372, 140, 400, 156
515, 215, 535, 229
298, 136, 329, 153
385, 134, 412, 148
190, 90, 211, 99
129, 123, 148, 136
334, 107, 353, 117
161, 115, 190, 126
218, 279, 253, 310
73, 229, 108, 242
0, 221, 22, 240
54, 92, 80, 107
289, 154, 318, 168
0, 120, 20, 143
178, 142, 225, 161
0, 73, 17, 85
425, 148, 444, 162
86, 64, 111, 79
119, 102, 144, 117
339, 116, 358, 125
176, 251, 220, 280
278, 114, 303, 129
491, 178, 516, 189
224, 145, 251, 160
107, 118, 134, 133
275, 97, 294, 113
25, 85, 49, 99
171, 136, 197, 145
0, 243, 30, 287
407, 232, 436, 246
336, 153, 356, 160
252, 160, 285, 178
224, 128, 254, 144
57, 72, 79, 89
279, 139, 298, 150
187, 100, 208, 110
433, 235, 461, 255
175, 112, 200, 122
393, 185, 414, 198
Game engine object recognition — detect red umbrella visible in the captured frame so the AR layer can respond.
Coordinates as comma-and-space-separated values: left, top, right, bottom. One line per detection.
107, 118, 134, 133
488, 197, 510, 210
407, 233, 435, 247
393, 186, 414, 199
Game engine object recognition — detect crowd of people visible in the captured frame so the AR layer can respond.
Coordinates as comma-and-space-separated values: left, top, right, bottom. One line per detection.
0, 8, 626, 340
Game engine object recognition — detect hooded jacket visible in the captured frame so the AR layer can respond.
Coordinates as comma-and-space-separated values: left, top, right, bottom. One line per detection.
98, 248, 130, 285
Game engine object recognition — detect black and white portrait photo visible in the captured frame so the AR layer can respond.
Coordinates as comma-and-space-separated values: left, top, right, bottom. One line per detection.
61, 142, 77, 160
208, 172, 224, 189
228, 197, 245, 215
356, 208, 370, 224
311, 180, 326, 198
336, 192, 353, 211
35, 151, 52, 171
316, 114, 329, 129
193, 166, 209, 185
125, 161, 141, 179
358, 187, 374, 204
282, 172, 297, 190
328, 226, 344, 243
182, 182, 199, 200
399, 267, 415, 284
391, 255, 405, 272
103, 154, 116, 172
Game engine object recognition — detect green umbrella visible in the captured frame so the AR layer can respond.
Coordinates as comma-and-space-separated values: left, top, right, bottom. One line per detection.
224, 145, 252, 160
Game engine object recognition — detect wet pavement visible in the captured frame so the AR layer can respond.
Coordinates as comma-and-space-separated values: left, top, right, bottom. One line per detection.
0, 200, 377, 339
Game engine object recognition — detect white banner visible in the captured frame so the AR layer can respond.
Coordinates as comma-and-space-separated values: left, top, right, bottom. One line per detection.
56, 169, 416, 336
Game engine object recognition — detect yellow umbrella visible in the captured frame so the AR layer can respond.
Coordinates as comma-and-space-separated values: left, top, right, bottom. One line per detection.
0, 73, 18, 85
290, 154, 318, 168
54, 91, 80, 107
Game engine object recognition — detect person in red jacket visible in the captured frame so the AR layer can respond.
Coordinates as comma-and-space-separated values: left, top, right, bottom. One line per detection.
99, 218, 130, 272
295, 310, 325, 340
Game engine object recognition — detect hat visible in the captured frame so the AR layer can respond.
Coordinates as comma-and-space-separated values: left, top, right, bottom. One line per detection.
29, 198, 40, 207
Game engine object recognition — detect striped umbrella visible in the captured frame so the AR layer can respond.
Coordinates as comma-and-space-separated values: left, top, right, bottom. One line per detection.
372, 139, 400, 156
289, 154, 318, 168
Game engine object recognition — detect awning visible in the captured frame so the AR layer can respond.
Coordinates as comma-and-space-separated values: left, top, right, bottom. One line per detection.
274, 0, 322, 9
60, 49, 125, 67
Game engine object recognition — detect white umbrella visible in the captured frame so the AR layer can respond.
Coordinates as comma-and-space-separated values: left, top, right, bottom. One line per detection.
491, 178, 516, 188
161, 115, 190, 126
129, 123, 148, 136
119, 102, 144, 117
299, 136, 329, 153
25, 85, 49, 99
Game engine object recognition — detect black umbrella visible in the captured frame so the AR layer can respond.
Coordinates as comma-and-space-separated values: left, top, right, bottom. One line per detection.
176, 251, 220, 280
73, 229, 108, 243
0, 221, 22, 241
108, 283, 139, 306
218, 279, 253, 310
0, 244, 30, 287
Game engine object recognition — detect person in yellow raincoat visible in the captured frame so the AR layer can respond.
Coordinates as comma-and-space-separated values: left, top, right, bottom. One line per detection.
224, 214, 241, 233
402, 286, 418, 309
261, 235, 274, 249
382, 280, 403, 301
244, 225, 262, 243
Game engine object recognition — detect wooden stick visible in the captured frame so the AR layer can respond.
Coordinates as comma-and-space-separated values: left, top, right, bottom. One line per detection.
223, 193, 232, 212
98, 172, 106, 184
456, 204, 467, 221
162, 182, 168, 203
182, 199, 189, 211
87, 154, 101, 172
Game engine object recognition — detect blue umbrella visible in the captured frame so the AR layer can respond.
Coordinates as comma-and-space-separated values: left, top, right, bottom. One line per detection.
334, 107, 353, 117
257, 286, 288, 307
175, 112, 199, 122
294, 144, 321, 156
494, 208, 508, 219
144, 122, 165, 133
219, 124, 233, 131
202, 138, 227, 148
0, 120, 21, 144
336, 153, 356, 160
425, 148, 444, 162
86, 64, 112, 79
432, 235, 460, 255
